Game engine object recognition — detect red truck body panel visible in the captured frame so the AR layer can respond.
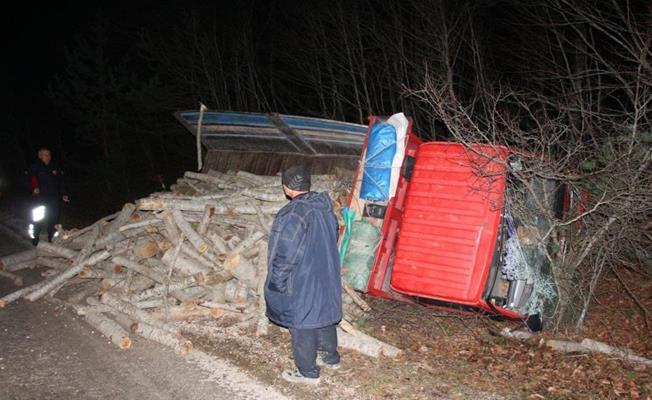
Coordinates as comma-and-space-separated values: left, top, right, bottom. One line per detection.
390, 142, 508, 306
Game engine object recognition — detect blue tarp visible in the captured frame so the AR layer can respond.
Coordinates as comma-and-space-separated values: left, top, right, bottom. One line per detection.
360, 122, 396, 201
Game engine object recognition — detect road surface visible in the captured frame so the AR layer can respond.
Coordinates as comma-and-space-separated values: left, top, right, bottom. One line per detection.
0, 229, 287, 400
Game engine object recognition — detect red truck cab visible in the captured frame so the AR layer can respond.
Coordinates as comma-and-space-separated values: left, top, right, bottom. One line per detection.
341, 115, 558, 327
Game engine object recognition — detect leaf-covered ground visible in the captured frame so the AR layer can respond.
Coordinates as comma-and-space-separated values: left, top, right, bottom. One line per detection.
195, 269, 651, 399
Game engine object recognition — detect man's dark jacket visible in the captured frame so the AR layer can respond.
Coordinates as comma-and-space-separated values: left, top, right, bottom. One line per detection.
265, 191, 342, 329
28, 161, 65, 200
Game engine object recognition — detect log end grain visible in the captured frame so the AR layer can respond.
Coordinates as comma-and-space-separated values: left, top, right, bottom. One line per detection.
119, 336, 132, 350
179, 340, 193, 356
79, 266, 92, 278
197, 243, 209, 254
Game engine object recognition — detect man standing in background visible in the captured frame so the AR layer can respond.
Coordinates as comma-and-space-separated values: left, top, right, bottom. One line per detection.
265, 164, 342, 385
28, 147, 68, 245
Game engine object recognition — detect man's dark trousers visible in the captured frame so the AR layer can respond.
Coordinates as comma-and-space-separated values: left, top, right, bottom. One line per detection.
289, 324, 340, 378
33, 196, 60, 242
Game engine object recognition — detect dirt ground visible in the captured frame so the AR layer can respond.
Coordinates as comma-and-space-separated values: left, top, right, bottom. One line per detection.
188, 272, 652, 400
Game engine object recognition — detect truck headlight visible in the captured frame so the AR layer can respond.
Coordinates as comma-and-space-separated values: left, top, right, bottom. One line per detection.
32, 205, 46, 222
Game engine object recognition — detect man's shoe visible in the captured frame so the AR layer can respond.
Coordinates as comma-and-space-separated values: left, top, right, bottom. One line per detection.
31, 238, 39, 247
316, 358, 341, 370
280, 370, 320, 385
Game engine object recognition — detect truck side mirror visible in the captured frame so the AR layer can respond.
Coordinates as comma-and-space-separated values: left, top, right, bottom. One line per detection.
401, 155, 415, 181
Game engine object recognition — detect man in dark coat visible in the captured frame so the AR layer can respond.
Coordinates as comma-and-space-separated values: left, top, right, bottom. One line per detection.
265, 164, 342, 385
27, 147, 68, 245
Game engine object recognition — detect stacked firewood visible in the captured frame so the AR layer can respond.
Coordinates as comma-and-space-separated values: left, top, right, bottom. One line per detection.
0, 170, 401, 358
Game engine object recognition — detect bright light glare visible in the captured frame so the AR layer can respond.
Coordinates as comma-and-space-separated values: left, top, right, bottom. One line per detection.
32, 206, 46, 222
28, 223, 35, 239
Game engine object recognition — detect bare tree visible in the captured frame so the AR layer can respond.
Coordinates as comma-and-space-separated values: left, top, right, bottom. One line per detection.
409, 0, 651, 331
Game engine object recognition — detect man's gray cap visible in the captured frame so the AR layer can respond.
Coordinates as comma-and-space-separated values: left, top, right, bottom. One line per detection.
282, 164, 311, 191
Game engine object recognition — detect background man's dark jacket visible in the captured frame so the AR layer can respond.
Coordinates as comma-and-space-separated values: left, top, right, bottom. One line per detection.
28, 160, 65, 200
265, 191, 342, 329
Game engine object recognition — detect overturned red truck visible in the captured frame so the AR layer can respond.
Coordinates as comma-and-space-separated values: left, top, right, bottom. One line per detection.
175, 109, 560, 330
339, 114, 560, 330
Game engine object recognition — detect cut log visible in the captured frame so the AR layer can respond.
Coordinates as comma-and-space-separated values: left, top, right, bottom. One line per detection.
36, 257, 69, 270
206, 232, 228, 255
197, 205, 214, 235
342, 281, 371, 312
119, 218, 161, 233
152, 304, 225, 321
72, 303, 114, 316
25, 250, 110, 302
183, 171, 236, 189
336, 328, 403, 358
4, 260, 36, 273
111, 312, 138, 333
223, 255, 258, 289
79, 266, 125, 280
133, 240, 159, 258
36, 242, 77, 259
222, 281, 249, 303
180, 244, 216, 269
136, 299, 165, 309
60, 211, 120, 241
0, 285, 37, 308
235, 171, 268, 186
161, 211, 180, 245
0, 269, 24, 286
101, 292, 178, 334
231, 231, 265, 254
170, 209, 208, 254
579, 339, 652, 366
255, 241, 269, 337
0, 249, 36, 269
84, 312, 132, 349
544, 338, 652, 366
138, 199, 284, 215
112, 256, 168, 284
161, 250, 212, 278
66, 281, 100, 304
134, 322, 192, 356
104, 203, 136, 235
138, 198, 217, 212
248, 201, 271, 234
129, 279, 199, 303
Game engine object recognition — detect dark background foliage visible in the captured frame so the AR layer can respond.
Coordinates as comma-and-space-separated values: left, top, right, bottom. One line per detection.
0, 0, 649, 218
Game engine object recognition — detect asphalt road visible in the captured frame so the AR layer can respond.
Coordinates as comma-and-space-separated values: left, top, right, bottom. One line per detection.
0, 231, 287, 400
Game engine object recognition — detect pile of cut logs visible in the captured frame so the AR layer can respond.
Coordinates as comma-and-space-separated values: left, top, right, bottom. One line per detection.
0, 170, 401, 358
